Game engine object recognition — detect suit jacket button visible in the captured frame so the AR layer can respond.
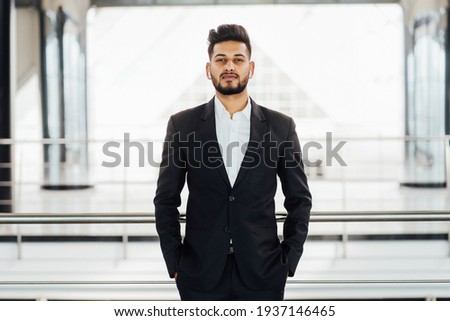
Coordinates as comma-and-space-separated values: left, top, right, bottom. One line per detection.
229, 196, 235, 202
224, 226, 231, 233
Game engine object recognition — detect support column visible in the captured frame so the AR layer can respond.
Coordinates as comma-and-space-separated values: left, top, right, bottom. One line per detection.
402, 0, 449, 187
0, 0, 13, 212
39, 0, 91, 190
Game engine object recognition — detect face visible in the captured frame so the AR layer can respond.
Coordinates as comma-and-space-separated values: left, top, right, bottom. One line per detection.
206, 41, 254, 96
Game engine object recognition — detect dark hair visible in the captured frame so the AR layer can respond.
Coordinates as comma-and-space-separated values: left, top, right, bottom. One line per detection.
207, 24, 252, 59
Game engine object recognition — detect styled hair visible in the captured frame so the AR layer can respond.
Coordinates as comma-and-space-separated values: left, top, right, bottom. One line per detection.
207, 24, 252, 59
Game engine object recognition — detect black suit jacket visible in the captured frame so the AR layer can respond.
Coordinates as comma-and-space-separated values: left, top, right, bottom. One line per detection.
154, 97, 312, 291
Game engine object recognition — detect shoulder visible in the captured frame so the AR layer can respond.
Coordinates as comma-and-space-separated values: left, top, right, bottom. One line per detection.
252, 101, 298, 140
256, 103, 295, 137
259, 105, 293, 125
171, 103, 206, 123
168, 103, 207, 131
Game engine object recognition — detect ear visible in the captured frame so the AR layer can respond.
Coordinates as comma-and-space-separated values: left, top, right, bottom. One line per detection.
206, 62, 211, 79
249, 61, 255, 79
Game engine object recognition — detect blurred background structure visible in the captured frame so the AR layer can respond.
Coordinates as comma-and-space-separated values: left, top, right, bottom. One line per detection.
1, 0, 450, 300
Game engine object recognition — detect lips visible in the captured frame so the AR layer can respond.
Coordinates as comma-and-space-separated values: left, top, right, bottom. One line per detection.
221, 74, 238, 80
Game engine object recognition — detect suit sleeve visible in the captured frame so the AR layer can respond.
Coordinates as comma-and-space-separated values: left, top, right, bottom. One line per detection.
277, 118, 312, 277
153, 116, 187, 278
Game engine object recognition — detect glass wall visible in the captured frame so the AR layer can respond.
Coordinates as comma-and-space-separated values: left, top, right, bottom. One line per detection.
405, 9, 447, 187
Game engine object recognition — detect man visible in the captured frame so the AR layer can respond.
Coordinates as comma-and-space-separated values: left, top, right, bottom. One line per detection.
154, 24, 311, 301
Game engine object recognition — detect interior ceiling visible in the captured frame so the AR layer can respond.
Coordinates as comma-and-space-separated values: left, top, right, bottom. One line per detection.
15, 0, 399, 8
92, 0, 399, 6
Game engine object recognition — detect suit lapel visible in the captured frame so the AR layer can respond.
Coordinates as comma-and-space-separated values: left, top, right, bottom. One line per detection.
198, 98, 232, 189
233, 99, 267, 189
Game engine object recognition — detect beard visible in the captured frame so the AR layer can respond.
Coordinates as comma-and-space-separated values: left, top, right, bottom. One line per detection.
211, 73, 249, 95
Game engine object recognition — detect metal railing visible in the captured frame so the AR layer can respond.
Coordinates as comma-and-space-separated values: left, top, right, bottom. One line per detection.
0, 210, 450, 300
2, 135, 450, 298
1, 210, 449, 258
0, 279, 448, 301
0, 210, 446, 256
1, 279, 449, 286
1, 210, 450, 224
1, 135, 449, 217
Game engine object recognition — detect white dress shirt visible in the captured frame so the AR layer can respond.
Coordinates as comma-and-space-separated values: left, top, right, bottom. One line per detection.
214, 96, 251, 187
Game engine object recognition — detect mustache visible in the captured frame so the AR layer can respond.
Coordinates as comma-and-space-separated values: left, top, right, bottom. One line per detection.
220, 73, 239, 77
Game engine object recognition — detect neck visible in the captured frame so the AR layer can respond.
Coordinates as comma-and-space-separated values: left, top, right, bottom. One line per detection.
216, 90, 249, 119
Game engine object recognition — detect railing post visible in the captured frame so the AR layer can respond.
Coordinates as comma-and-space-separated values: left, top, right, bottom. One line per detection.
448, 226, 450, 257
446, 137, 450, 190
122, 168, 128, 260
122, 233, 128, 260
16, 225, 22, 260
342, 224, 348, 259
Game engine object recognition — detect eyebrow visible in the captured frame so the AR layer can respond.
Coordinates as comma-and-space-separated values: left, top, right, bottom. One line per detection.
213, 53, 247, 58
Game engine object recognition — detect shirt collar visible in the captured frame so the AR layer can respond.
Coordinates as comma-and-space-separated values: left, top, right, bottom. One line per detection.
214, 96, 252, 121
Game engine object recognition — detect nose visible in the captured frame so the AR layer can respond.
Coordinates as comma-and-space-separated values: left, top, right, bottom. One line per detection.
225, 61, 235, 72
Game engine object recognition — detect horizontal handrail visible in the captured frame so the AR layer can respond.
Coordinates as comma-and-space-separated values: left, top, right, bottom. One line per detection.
0, 211, 450, 224
0, 279, 449, 286
2, 135, 450, 144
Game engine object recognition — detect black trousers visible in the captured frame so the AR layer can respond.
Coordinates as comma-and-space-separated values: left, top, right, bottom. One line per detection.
176, 254, 286, 301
